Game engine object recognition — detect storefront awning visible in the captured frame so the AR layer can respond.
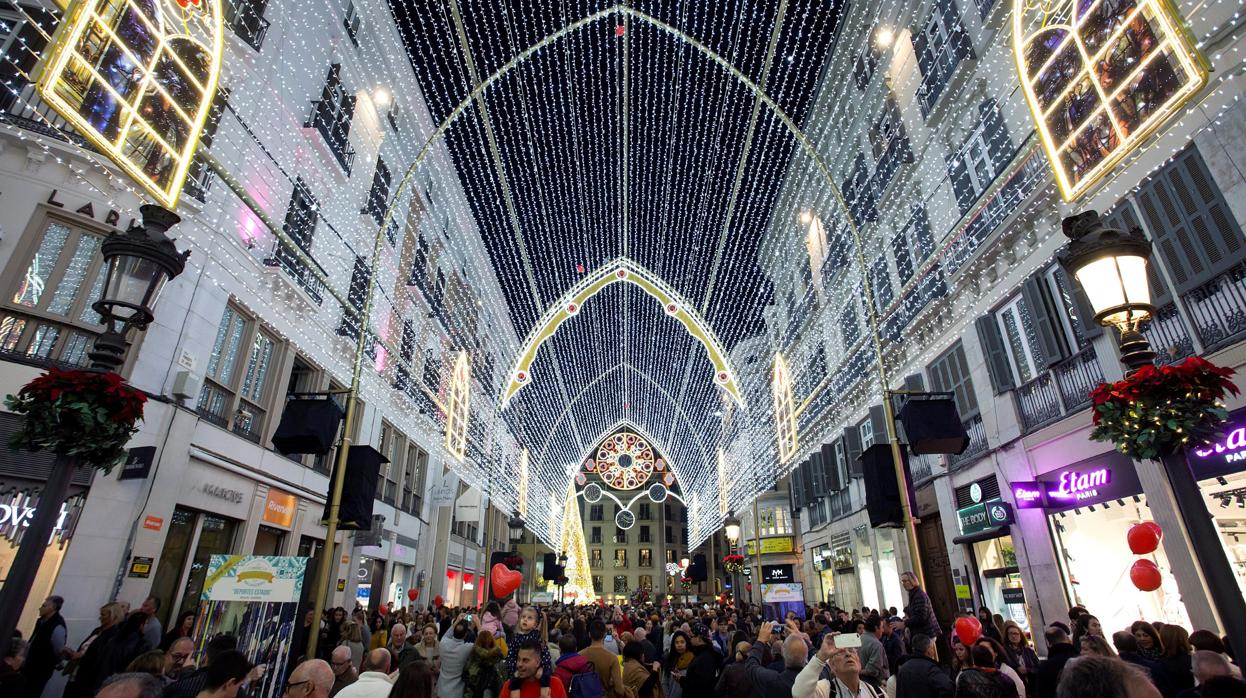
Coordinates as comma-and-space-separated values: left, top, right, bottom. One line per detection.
953, 525, 1011, 545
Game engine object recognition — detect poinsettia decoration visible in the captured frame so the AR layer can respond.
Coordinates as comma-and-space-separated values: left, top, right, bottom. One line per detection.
722, 554, 745, 573
1089, 356, 1237, 460
503, 555, 524, 570
5, 368, 147, 471
679, 575, 693, 592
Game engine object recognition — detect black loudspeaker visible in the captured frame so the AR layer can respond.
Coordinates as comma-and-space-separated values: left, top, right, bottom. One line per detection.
860, 443, 915, 528
321, 445, 387, 529
271, 398, 344, 455
687, 553, 707, 582
898, 398, 969, 455
543, 553, 559, 581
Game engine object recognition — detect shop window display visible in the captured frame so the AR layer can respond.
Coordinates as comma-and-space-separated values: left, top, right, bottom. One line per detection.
972, 535, 1029, 632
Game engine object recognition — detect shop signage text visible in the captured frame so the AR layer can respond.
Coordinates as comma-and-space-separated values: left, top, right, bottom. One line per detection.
957, 500, 1014, 536
119, 446, 156, 481
746, 536, 794, 555
202, 484, 245, 504
762, 564, 795, 583
263, 489, 296, 528
143, 515, 164, 531
1002, 587, 1026, 606
0, 497, 71, 542
1011, 481, 1046, 509
1048, 467, 1111, 502
128, 556, 153, 578
1191, 408, 1246, 479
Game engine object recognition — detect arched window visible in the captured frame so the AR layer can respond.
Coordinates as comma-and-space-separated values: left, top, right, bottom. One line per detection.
1013, 0, 1207, 200
772, 354, 798, 463
444, 351, 470, 460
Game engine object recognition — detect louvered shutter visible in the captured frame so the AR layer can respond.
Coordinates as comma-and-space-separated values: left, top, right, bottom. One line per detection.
822, 442, 842, 492
868, 405, 890, 444
1021, 274, 1066, 369
975, 315, 1015, 393
947, 153, 976, 215
789, 460, 807, 510
799, 460, 816, 507
810, 450, 827, 499
980, 99, 1013, 172
911, 24, 930, 81
843, 426, 864, 477
1135, 146, 1245, 294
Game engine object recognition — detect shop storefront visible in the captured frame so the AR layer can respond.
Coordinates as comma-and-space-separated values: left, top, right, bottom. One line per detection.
952, 476, 1029, 631
1186, 409, 1246, 597
811, 545, 836, 604
828, 531, 860, 610
1016, 451, 1192, 632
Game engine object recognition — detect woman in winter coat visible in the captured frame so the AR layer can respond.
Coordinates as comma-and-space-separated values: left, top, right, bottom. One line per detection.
1001, 621, 1039, 692
622, 639, 662, 698
660, 631, 692, 698
462, 631, 505, 698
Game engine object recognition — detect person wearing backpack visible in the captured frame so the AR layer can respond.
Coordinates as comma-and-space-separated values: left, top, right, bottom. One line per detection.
580, 620, 623, 698
553, 634, 601, 698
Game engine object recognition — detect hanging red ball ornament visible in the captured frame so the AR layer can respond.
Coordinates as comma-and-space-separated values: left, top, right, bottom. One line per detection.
407, 588, 419, 602
1130, 559, 1163, 591
378, 604, 389, 616
433, 595, 444, 607
954, 616, 983, 645
1127, 522, 1163, 555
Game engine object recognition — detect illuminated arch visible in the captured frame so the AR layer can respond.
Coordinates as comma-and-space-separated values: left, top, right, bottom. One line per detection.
772, 353, 797, 463
502, 257, 743, 409
445, 351, 471, 460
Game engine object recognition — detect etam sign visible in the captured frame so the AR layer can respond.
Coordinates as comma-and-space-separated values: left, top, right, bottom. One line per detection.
1035, 451, 1142, 513
1191, 409, 1246, 479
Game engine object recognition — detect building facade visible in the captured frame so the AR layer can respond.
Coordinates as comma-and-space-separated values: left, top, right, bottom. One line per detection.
757, 0, 1246, 646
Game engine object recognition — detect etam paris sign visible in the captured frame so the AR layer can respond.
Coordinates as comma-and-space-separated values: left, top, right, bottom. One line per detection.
1189, 408, 1246, 480
1032, 451, 1143, 513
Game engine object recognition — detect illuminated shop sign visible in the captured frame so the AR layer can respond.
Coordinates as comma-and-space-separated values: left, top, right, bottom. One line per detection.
1032, 451, 1143, 512
1013, 0, 1208, 201
957, 499, 1015, 536
34, 0, 225, 209
1189, 408, 1246, 480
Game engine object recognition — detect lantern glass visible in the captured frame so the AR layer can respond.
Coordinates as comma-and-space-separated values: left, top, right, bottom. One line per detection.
1073, 253, 1151, 327
101, 253, 169, 323
724, 522, 741, 547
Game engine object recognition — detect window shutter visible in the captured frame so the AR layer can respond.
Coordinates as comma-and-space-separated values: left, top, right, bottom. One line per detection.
904, 373, 925, 391
946, 1, 976, 62
822, 442, 843, 492
1021, 274, 1066, 369
1053, 266, 1104, 340
843, 426, 863, 477
800, 460, 816, 507
979, 99, 1012, 171
947, 153, 976, 215
810, 450, 827, 498
911, 25, 930, 80
790, 460, 807, 509
975, 315, 1015, 394
868, 405, 890, 443
1135, 145, 1245, 294
1103, 201, 1171, 308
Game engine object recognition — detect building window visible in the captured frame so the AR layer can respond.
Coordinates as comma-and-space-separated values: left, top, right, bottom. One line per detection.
638, 503, 651, 520
379, 421, 402, 504
306, 64, 356, 174
859, 417, 875, 450
639, 525, 651, 543
184, 88, 230, 202
639, 574, 653, 590
0, 216, 108, 369
615, 527, 627, 545
592, 575, 602, 592
871, 256, 893, 313
995, 295, 1042, 385
948, 101, 1013, 215
772, 354, 798, 462
336, 255, 372, 340
364, 157, 392, 227
444, 352, 470, 460
613, 575, 628, 594
273, 178, 324, 304
927, 341, 979, 418
665, 549, 675, 564
224, 0, 270, 51
913, 0, 974, 116
590, 505, 604, 522
198, 304, 279, 443
591, 526, 602, 544
402, 441, 428, 516
639, 549, 652, 568
614, 550, 627, 568
342, 0, 361, 46
664, 525, 673, 542
590, 549, 603, 568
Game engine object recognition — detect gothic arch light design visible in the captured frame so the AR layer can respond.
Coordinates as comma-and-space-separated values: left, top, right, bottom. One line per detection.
1012, 0, 1207, 201
772, 353, 797, 464
501, 257, 744, 409
36, 0, 225, 209
445, 351, 471, 460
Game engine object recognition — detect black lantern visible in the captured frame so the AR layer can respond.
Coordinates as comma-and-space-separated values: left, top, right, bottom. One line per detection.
507, 511, 525, 548
89, 205, 189, 371
1058, 211, 1154, 371
723, 512, 742, 549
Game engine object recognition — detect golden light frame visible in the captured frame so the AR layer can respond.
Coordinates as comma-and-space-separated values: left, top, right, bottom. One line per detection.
35, 0, 225, 209
772, 353, 798, 463
1013, 0, 1208, 201
445, 351, 471, 460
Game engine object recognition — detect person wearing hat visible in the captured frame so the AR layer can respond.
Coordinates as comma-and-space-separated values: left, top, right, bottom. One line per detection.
681, 623, 722, 698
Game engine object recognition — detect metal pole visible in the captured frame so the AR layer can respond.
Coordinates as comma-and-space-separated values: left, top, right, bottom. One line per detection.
0, 454, 76, 645
751, 498, 763, 612
1161, 451, 1246, 657
481, 497, 494, 603
882, 392, 924, 587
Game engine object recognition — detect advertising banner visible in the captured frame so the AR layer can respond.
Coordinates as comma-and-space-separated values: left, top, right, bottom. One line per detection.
195, 556, 308, 698
761, 582, 805, 621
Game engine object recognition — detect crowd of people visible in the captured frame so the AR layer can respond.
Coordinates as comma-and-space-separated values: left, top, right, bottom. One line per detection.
4, 571, 1243, 698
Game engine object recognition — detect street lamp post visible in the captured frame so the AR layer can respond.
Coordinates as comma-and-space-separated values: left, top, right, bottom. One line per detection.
558, 550, 568, 603
507, 512, 525, 603
0, 204, 187, 647
723, 512, 742, 616
1060, 210, 1246, 658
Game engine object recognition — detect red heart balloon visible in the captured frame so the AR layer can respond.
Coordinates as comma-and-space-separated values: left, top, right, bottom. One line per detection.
954, 616, 982, 645
1127, 522, 1162, 555
492, 563, 522, 599
1130, 559, 1162, 591
433, 595, 444, 607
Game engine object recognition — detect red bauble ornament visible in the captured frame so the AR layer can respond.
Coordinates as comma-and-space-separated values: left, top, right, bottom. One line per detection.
615, 25, 626, 37
1130, 559, 1163, 591
1127, 522, 1163, 555
433, 595, 444, 607
491, 563, 523, 598
407, 588, 419, 601
378, 604, 389, 616
954, 616, 983, 645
